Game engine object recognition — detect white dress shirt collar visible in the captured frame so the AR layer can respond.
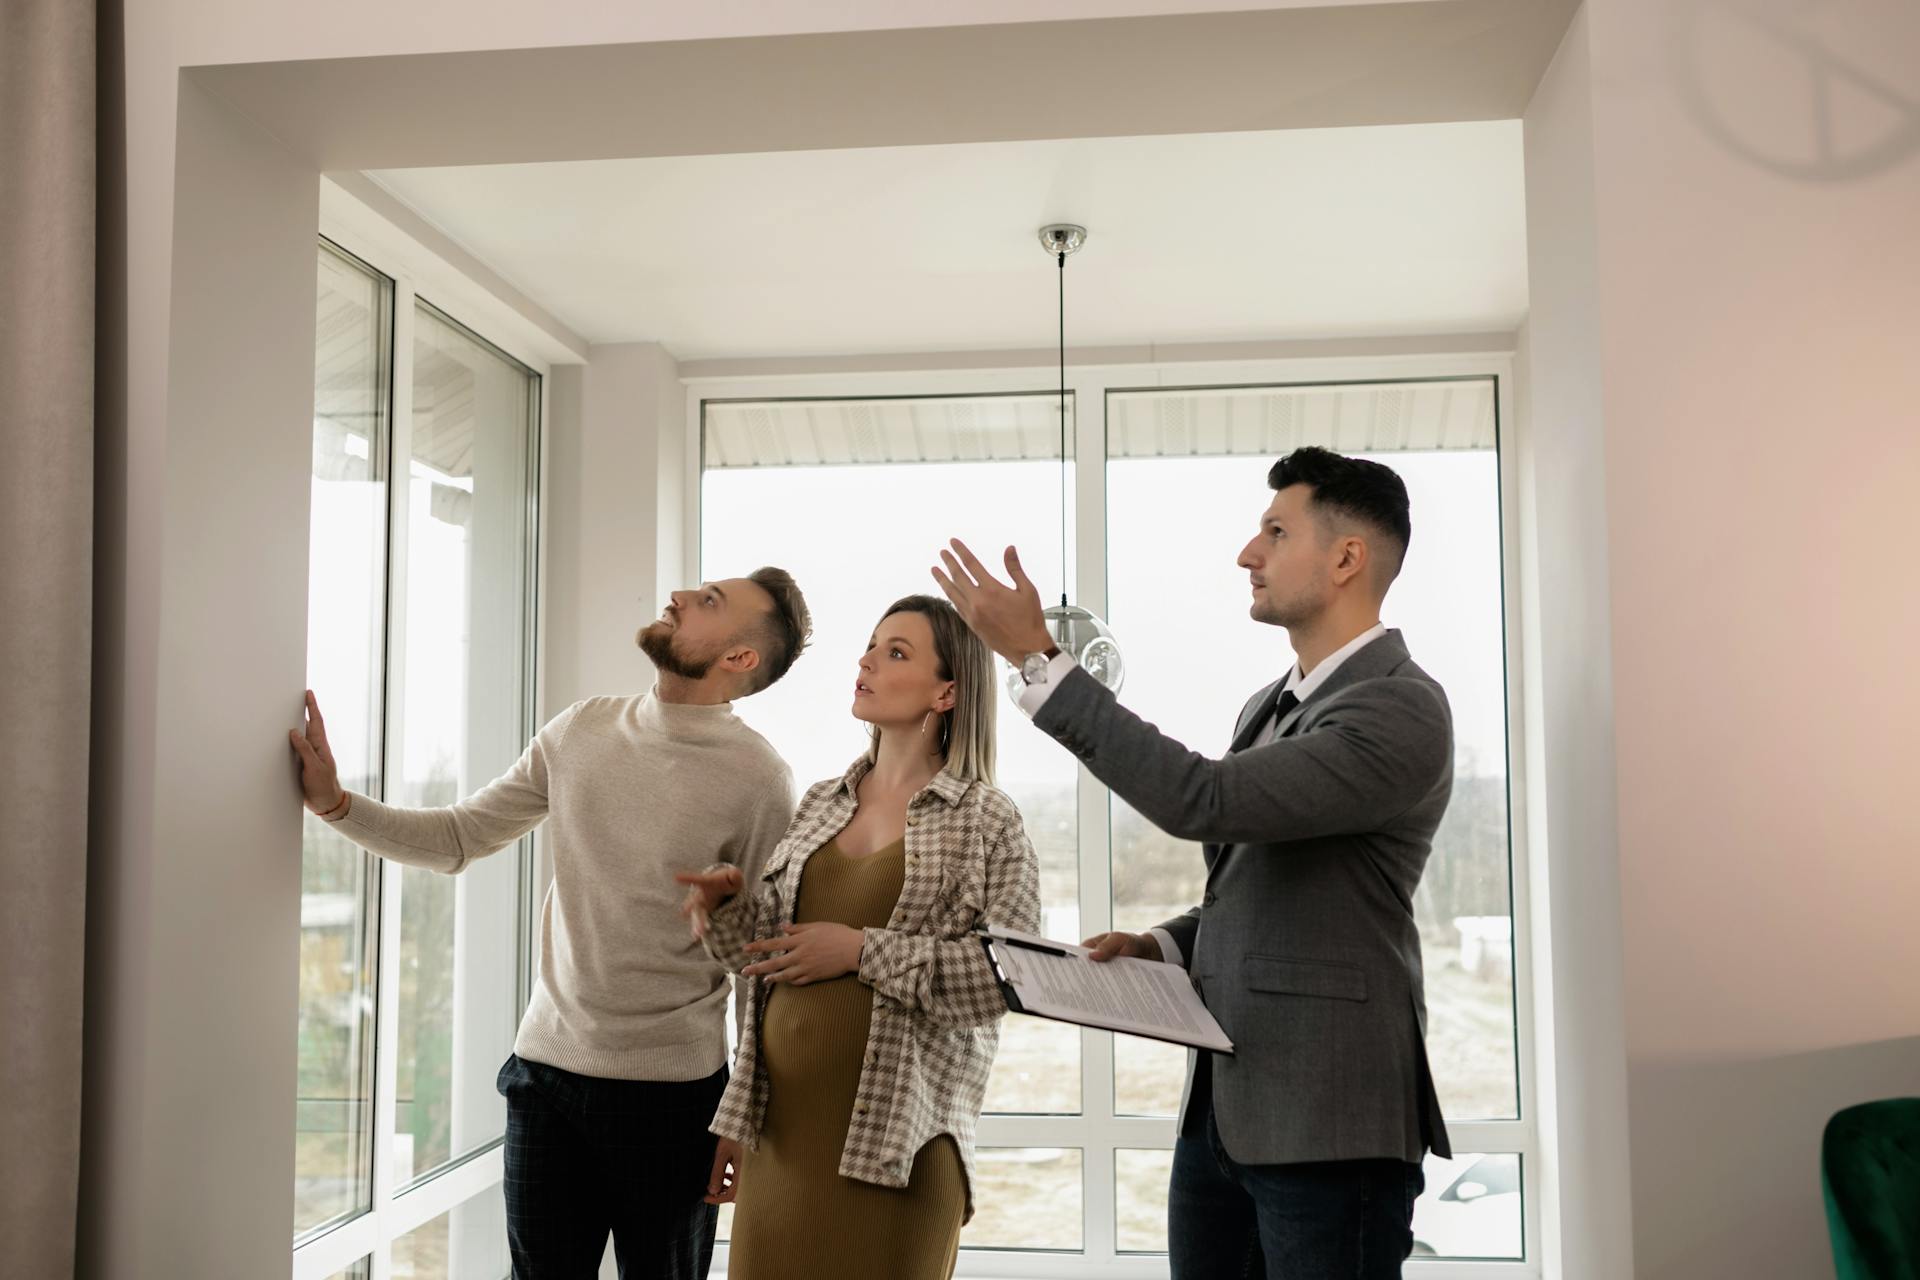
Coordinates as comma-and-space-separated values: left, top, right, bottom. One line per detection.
1281, 620, 1388, 704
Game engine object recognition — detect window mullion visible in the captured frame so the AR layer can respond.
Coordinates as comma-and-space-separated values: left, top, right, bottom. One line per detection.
367, 279, 419, 1280
380, 277, 418, 811
367, 857, 405, 1280
518, 371, 548, 1016
1492, 363, 1545, 1267
1056, 374, 1112, 1263
291, 1213, 378, 1280
385, 1145, 508, 1239
1442, 1120, 1536, 1151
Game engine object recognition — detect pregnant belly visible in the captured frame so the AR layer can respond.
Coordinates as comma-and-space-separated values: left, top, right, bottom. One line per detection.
760, 975, 875, 1103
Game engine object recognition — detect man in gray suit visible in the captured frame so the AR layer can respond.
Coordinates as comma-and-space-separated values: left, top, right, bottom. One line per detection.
934, 446, 1452, 1278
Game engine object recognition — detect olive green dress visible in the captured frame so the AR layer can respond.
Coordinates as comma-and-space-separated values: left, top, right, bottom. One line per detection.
727, 838, 966, 1279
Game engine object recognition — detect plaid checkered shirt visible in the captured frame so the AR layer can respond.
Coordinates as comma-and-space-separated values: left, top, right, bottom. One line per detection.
701, 754, 1041, 1221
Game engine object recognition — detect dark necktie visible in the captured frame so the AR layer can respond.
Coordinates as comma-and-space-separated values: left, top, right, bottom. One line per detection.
1268, 688, 1301, 739
1233, 685, 1301, 754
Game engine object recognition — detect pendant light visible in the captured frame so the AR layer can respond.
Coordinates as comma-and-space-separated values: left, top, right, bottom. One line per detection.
1005, 224, 1125, 707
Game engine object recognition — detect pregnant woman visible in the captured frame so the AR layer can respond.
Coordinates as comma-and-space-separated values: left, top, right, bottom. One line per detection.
677, 593, 1041, 1279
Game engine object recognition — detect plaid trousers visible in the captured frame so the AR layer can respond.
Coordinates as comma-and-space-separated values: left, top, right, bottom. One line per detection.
497, 1054, 726, 1280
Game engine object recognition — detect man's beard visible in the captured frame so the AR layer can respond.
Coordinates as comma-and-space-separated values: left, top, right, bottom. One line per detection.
637, 622, 718, 680
1252, 581, 1324, 629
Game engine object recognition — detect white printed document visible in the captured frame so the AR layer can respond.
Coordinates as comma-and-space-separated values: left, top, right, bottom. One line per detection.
978, 927, 1234, 1054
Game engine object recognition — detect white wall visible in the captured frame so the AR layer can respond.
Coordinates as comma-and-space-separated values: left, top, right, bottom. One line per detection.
80, 76, 318, 1278
542, 343, 683, 716
1517, 9, 1636, 1278
1573, 1, 1920, 1275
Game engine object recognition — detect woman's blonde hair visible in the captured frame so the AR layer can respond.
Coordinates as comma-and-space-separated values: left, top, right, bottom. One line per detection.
864, 594, 997, 786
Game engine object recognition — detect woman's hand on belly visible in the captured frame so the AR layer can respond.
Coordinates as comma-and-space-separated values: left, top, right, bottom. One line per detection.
743, 922, 865, 986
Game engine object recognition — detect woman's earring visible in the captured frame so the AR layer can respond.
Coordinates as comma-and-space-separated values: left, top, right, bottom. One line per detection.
920, 710, 933, 737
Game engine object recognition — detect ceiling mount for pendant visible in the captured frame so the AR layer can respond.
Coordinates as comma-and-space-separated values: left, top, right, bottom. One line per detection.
1038, 224, 1088, 257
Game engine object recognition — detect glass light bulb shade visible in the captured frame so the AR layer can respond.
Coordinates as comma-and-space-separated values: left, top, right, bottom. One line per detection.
1004, 602, 1126, 707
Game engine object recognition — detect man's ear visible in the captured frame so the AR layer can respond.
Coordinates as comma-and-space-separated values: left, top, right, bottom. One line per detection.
723, 645, 762, 675
1330, 535, 1370, 588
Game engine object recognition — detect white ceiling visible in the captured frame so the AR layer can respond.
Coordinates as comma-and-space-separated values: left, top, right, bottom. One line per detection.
368, 120, 1526, 360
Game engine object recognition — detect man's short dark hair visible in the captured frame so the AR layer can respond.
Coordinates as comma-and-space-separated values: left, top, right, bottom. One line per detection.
1267, 447, 1412, 580
742, 566, 812, 693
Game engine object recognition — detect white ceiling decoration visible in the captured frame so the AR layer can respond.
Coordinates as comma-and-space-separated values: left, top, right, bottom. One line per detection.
703, 394, 1063, 469
1106, 379, 1497, 458
702, 378, 1494, 470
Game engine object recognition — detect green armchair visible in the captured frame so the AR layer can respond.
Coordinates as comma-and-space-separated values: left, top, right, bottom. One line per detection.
1824, 1097, 1920, 1280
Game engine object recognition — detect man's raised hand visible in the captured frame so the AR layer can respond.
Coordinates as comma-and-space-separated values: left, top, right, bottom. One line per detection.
930, 539, 1054, 664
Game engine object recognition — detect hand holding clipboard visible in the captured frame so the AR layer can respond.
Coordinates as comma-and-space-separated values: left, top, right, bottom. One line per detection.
978, 927, 1233, 1054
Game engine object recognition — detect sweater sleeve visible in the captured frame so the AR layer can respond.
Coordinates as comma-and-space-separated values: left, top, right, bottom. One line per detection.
857, 803, 1042, 1027
327, 703, 580, 874
714, 760, 797, 1039
732, 761, 796, 891
699, 763, 802, 974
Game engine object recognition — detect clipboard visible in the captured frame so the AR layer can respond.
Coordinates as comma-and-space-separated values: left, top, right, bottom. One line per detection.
979, 927, 1234, 1055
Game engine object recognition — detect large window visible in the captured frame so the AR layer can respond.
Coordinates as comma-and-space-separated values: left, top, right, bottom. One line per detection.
389, 302, 540, 1187
695, 367, 1532, 1276
701, 393, 1086, 1133
295, 241, 543, 1280
297, 242, 392, 1239
1104, 379, 1523, 1262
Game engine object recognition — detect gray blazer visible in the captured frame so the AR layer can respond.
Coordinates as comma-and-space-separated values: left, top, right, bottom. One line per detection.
1034, 629, 1453, 1166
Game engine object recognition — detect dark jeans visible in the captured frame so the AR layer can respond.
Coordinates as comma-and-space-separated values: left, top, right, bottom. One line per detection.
1169, 1099, 1424, 1279
497, 1054, 727, 1280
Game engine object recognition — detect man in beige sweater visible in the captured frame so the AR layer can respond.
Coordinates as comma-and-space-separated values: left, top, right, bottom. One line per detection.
290, 568, 810, 1280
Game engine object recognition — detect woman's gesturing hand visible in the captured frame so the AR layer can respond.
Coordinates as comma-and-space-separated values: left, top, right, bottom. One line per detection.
674, 866, 744, 939
741, 922, 864, 985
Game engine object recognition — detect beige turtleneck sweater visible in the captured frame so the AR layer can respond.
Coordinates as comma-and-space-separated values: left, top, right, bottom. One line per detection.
328, 691, 795, 1081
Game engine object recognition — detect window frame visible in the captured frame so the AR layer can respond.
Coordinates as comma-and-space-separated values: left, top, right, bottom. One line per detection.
683, 351, 1538, 1280
293, 216, 551, 1280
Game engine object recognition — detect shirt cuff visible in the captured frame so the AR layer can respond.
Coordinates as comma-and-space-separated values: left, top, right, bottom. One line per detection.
1015, 650, 1081, 718
1148, 927, 1185, 969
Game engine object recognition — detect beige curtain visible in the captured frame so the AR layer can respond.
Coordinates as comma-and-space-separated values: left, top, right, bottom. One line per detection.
1, 0, 97, 1273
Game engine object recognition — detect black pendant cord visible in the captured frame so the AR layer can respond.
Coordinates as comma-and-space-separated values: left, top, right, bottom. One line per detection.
1058, 248, 1069, 611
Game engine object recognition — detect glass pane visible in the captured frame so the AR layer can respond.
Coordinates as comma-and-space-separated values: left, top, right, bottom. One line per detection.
391, 303, 538, 1184
1115, 1148, 1521, 1259
961, 1148, 1083, 1251
1113, 1038, 1187, 1118
1105, 393, 1517, 1123
1388, 451, 1516, 1122
701, 395, 1081, 1115
982, 1015, 1080, 1115
320, 1261, 371, 1280
295, 243, 390, 1238
1412, 1152, 1523, 1260
1115, 1148, 1173, 1253
391, 1183, 511, 1279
